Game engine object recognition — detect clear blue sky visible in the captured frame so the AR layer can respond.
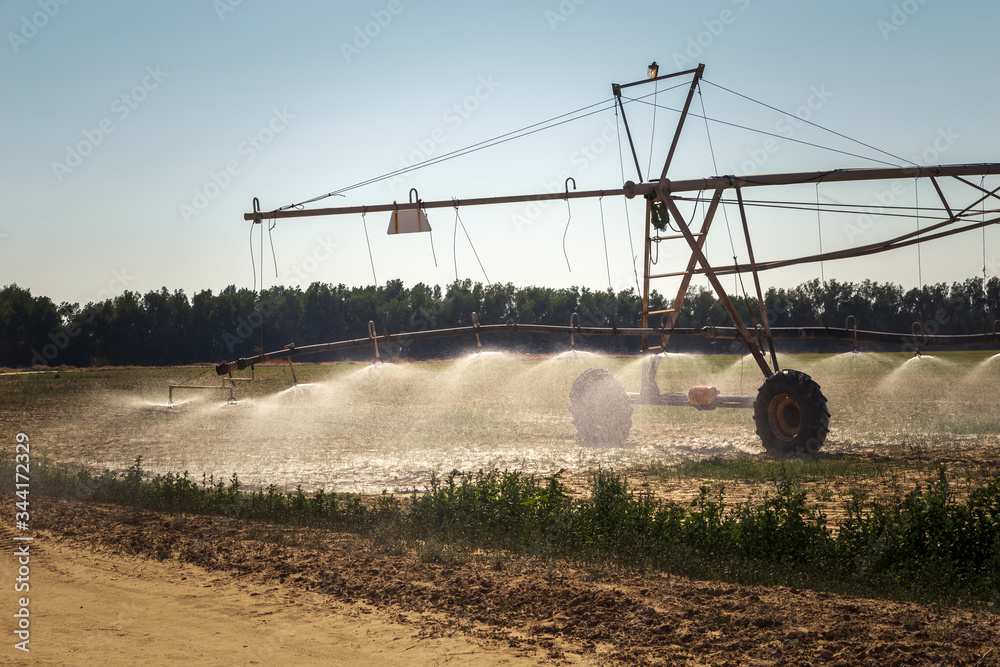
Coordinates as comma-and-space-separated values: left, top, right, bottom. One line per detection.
3, 0, 999, 307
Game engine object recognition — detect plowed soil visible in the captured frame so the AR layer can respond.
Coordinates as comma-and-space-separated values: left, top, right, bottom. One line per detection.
8, 495, 999, 666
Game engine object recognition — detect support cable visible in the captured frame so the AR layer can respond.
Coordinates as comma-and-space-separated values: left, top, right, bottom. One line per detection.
983, 176, 989, 325
276, 98, 629, 210
562, 198, 573, 272
702, 79, 917, 167
916, 178, 923, 285
249, 220, 257, 293
615, 107, 642, 295
259, 206, 265, 352
453, 204, 460, 282
689, 214, 1000, 276
624, 96, 901, 168
267, 218, 278, 278
983, 176, 989, 284
673, 195, 977, 220
736, 186, 778, 371
453, 203, 491, 285
697, 83, 743, 336
647, 79, 658, 178
277, 85, 687, 212
599, 194, 612, 291
816, 183, 825, 283
697, 84, 738, 264
361, 209, 378, 286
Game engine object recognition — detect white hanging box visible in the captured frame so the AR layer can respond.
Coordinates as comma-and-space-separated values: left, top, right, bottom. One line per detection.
387, 207, 431, 234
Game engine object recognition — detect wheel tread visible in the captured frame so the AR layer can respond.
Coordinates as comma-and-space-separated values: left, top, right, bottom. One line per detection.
753, 369, 830, 456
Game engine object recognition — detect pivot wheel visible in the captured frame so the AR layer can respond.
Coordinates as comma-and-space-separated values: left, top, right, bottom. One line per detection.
753, 369, 830, 456
569, 368, 633, 446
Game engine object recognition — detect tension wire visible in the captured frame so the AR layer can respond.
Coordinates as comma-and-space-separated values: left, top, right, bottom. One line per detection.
362, 208, 378, 286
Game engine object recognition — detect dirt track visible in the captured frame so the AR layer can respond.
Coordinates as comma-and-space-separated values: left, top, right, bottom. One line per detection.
6, 495, 999, 666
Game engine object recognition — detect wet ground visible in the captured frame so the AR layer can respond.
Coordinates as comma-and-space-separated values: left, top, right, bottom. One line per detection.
5, 352, 1000, 665
2, 350, 999, 494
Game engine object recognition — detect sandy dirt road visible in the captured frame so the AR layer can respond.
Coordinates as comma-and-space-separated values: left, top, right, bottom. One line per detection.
4, 496, 1000, 666
3, 535, 553, 666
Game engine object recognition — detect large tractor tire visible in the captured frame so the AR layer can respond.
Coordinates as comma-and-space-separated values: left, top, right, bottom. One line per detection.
569, 368, 633, 447
753, 369, 830, 456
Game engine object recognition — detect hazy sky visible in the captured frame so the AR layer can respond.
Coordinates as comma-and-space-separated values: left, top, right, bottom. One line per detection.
4, 0, 999, 307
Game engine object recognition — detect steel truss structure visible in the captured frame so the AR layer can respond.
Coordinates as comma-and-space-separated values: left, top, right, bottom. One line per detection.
176, 64, 1000, 455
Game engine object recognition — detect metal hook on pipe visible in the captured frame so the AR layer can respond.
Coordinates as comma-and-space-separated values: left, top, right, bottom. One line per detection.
845, 315, 858, 353
562, 178, 577, 272
252, 197, 262, 225
569, 312, 580, 349
368, 320, 380, 362
226, 370, 237, 402
283, 343, 298, 386
409, 188, 419, 204
911, 321, 925, 357
471, 311, 482, 348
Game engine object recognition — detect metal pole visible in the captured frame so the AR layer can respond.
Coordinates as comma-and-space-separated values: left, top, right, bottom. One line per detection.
662, 194, 773, 377
612, 66, 701, 92
658, 187, 724, 351
243, 164, 1000, 222
657, 63, 704, 182
246, 187, 628, 221
613, 89, 644, 182
626, 163, 1000, 198
640, 199, 652, 350
735, 186, 778, 371
214, 323, 1000, 375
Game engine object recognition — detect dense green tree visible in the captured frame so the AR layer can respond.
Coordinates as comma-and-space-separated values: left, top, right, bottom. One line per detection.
3, 277, 1000, 367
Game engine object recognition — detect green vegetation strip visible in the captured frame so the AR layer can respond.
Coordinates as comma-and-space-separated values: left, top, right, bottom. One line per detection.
5, 456, 999, 611
644, 455, 913, 483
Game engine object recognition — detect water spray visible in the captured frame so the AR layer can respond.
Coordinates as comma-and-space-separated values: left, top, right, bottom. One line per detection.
368, 320, 380, 363
845, 315, 859, 354
167, 366, 253, 406
199, 63, 1000, 453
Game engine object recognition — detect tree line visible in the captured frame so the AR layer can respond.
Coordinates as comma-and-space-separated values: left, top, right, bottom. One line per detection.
1, 276, 998, 368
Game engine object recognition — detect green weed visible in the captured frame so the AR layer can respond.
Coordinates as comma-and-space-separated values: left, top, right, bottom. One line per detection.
4, 455, 1000, 610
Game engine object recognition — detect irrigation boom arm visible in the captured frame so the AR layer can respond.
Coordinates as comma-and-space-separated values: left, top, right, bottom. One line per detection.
214, 322, 998, 375
243, 163, 1000, 222
214, 62, 1000, 454
229, 161, 1000, 379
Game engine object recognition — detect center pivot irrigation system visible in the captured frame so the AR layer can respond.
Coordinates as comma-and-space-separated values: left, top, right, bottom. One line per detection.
173, 64, 1000, 456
